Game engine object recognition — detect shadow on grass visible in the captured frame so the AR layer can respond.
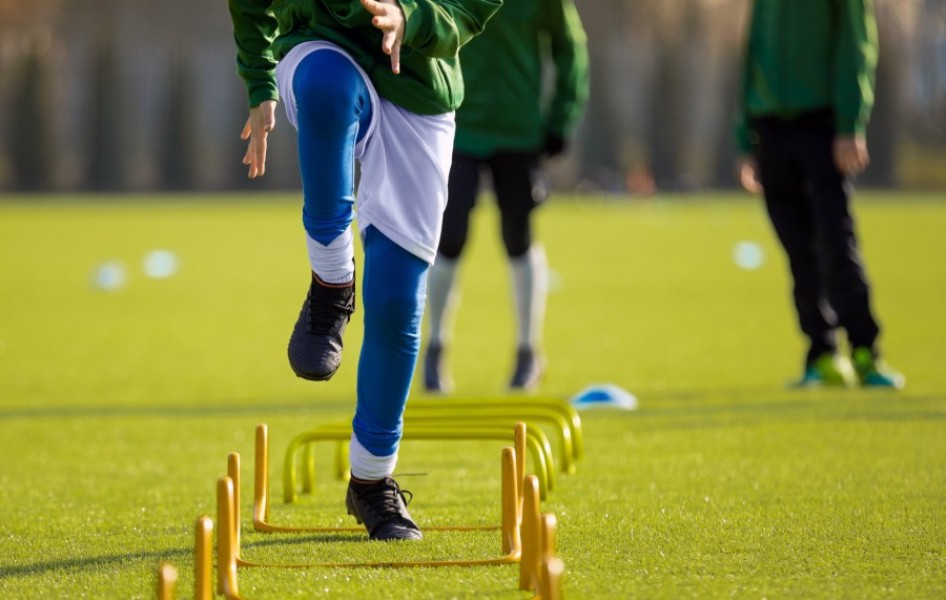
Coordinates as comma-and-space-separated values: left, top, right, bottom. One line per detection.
0, 546, 191, 580
0, 533, 428, 580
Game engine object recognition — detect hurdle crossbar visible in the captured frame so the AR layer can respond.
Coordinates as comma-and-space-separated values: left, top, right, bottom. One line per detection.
284, 422, 553, 503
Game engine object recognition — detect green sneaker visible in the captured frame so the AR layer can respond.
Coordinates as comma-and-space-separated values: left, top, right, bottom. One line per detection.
852, 347, 905, 389
793, 353, 857, 388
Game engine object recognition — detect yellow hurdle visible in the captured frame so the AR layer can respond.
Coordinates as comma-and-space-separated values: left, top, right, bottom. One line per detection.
404, 403, 581, 472
409, 397, 584, 460
284, 421, 554, 502
251, 423, 527, 534
217, 448, 527, 569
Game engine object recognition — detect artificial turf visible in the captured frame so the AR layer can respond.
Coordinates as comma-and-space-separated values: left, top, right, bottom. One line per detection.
0, 192, 943, 598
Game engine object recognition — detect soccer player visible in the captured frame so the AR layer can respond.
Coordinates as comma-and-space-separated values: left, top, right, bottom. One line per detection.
422, 0, 589, 393
734, 0, 904, 388
228, 0, 502, 539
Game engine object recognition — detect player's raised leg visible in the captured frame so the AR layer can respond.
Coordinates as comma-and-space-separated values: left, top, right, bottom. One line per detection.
282, 48, 372, 381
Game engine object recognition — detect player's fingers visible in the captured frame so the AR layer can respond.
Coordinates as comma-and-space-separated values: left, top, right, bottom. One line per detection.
241, 119, 252, 141
253, 138, 267, 178
381, 30, 394, 54
389, 42, 401, 74
245, 147, 258, 178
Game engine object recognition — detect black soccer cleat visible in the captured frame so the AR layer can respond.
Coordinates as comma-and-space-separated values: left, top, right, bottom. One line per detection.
423, 343, 453, 393
287, 272, 355, 381
346, 476, 422, 541
509, 346, 543, 391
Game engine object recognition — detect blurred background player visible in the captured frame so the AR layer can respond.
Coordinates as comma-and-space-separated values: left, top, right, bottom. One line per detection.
422, 0, 590, 393
734, 0, 904, 389
229, 0, 501, 539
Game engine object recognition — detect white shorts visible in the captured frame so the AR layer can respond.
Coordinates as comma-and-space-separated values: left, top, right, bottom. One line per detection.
276, 41, 455, 264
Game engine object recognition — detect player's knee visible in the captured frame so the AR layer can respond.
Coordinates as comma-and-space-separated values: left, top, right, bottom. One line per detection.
294, 53, 363, 123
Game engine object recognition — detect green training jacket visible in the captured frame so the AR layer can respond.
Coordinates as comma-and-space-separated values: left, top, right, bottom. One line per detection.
453, 0, 589, 156
228, 0, 503, 115
735, 0, 878, 153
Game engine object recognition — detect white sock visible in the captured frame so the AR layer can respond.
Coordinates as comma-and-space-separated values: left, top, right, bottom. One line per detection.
349, 434, 398, 481
509, 244, 548, 349
426, 254, 460, 347
306, 227, 354, 284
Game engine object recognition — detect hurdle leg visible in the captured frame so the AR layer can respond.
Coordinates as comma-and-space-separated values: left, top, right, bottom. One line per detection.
501, 447, 522, 556
216, 476, 240, 598
228, 453, 241, 556
519, 475, 541, 592
195, 516, 213, 600
538, 514, 562, 599
157, 563, 177, 600
254, 424, 271, 525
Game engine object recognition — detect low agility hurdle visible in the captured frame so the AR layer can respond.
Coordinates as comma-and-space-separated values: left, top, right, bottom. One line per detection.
215, 469, 556, 599
218, 448, 521, 572
409, 397, 584, 461
404, 401, 582, 472
281, 421, 555, 503
304, 411, 577, 496
250, 423, 527, 534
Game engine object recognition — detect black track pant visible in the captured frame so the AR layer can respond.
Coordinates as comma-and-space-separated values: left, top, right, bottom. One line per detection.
438, 150, 546, 260
754, 109, 880, 365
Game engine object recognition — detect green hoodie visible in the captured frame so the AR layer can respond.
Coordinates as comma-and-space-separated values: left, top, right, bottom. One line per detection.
228, 0, 503, 115
735, 0, 878, 153
453, 0, 589, 156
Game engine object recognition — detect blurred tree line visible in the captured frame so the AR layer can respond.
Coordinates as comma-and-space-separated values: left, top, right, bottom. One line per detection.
1, 0, 945, 194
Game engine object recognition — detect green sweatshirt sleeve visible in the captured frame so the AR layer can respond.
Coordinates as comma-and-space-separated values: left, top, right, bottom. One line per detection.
833, 0, 878, 136
400, 0, 504, 60
543, 0, 590, 137
228, 0, 279, 108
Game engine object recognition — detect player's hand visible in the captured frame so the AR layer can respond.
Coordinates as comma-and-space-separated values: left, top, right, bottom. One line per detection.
735, 154, 763, 194
833, 134, 869, 176
240, 100, 277, 179
361, 0, 404, 74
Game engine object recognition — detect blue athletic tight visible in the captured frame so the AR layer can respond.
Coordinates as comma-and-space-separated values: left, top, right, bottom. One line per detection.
293, 48, 372, 245
354, 226, 428, 456
293, 48, 426, 456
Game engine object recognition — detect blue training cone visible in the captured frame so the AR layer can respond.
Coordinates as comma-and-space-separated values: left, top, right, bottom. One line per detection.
570, 384, 638, 411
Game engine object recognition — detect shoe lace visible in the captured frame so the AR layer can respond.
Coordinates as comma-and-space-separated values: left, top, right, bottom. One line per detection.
307, 287, 354, 334
360, 479, 413, 522
308, 299, 351, 333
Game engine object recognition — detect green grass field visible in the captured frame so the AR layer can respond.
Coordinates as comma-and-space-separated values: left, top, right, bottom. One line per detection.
1, 192, 944, 599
